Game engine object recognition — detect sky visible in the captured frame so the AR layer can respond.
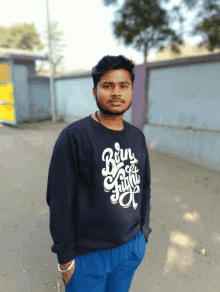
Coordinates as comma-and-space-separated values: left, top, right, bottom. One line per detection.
1, 0, 202, 73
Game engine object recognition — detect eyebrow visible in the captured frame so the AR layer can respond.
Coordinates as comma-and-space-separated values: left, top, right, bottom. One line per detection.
101, 81, 130, 85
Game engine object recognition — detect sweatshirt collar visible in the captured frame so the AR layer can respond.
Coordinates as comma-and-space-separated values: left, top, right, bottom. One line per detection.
89, 114, 128, 134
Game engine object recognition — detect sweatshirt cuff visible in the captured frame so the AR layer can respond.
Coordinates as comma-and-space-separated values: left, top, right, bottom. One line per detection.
57, 248, 76, 265
141, 225, 152, 243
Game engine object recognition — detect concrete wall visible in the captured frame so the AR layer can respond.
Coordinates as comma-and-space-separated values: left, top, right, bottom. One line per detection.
144, 124, 220, 171
13, 64, 29, 122
141, 60, 220, 171
28, 77, 51, 120
148, 62, 220, 131
14, 59, 36, 75
13, 62, 41, 123
14, 72, 51, 122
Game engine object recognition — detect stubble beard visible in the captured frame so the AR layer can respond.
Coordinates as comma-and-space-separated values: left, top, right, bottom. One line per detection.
95, 94, 132, 116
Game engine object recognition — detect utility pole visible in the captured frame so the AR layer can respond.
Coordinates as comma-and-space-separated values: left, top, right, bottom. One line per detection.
46, 0, 57, 123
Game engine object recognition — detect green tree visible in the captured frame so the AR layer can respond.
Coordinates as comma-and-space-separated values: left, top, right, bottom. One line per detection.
103, 0, 220, 54
0, 22, 45, 51
103, 0, 184, 62
184, 0, 220, 52
36, 20, 66, 76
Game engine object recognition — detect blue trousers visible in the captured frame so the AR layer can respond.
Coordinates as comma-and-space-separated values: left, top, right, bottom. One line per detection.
62, 230, 147, 292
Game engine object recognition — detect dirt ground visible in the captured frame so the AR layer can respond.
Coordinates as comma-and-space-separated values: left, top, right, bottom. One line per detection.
0, 119, 219, 292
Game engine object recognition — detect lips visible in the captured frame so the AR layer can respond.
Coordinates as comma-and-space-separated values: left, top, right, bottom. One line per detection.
111, 102, 122, 106
110, 100, 122, 104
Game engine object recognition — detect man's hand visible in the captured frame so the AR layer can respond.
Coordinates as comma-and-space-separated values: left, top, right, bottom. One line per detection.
60, 260, 76, 285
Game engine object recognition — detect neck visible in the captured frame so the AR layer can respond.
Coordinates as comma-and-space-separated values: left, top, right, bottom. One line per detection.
96, 111, 124, 129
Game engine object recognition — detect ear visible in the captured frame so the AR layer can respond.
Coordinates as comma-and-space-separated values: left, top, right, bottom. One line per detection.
93, 88, 96, 99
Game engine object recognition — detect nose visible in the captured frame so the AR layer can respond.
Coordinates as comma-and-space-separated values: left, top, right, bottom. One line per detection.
113, 92, 119, 96
112, 88, 120, 95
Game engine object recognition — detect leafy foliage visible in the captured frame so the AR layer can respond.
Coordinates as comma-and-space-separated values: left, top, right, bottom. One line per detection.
103, 0, 184, 60
189, 1, 220, 52
0, 22, 45, 51
102, 0, 220, 58
0, 21, 66, 75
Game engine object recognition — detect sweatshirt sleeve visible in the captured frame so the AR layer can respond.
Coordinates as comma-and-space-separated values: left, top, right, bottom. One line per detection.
140, 142, 152, 244
46, 128, 77, 264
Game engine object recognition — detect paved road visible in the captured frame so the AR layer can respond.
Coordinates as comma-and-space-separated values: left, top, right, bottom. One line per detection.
0, 120, 219, 292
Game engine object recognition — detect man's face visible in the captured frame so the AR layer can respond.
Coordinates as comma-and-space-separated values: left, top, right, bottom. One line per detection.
93, 69, 133, 116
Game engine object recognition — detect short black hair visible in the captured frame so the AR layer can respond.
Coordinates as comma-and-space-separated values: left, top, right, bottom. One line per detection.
92, 55, 135, 91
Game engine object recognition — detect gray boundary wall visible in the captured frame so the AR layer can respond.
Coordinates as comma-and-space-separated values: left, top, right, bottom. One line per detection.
142, 56, 220, 172
24, 53, 220, 171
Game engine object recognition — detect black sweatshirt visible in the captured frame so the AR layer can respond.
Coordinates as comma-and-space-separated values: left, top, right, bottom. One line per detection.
46, 114, 152, 264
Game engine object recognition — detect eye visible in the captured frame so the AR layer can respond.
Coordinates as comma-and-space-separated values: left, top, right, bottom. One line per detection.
103, 85, 128, 88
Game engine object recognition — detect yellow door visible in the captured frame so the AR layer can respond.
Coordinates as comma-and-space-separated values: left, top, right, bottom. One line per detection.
0, 62, 16, 124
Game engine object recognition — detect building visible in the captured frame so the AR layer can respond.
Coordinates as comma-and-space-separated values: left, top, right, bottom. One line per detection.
0, 48, 48, 125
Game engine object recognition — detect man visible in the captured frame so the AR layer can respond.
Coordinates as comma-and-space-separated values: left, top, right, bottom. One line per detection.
46, 54, 152, 292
